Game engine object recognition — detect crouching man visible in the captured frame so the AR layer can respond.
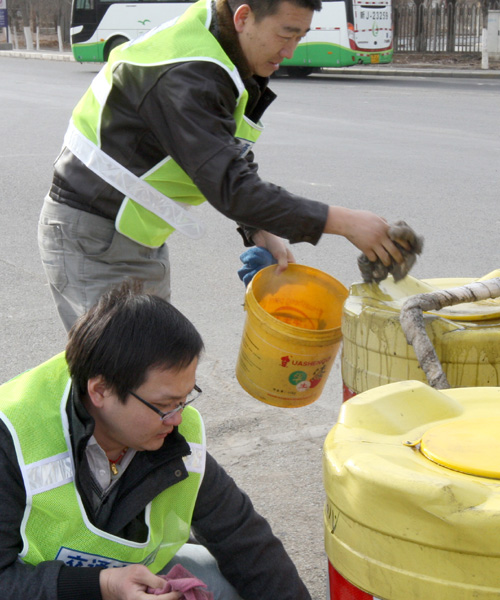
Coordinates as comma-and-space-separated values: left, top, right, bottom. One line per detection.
0, 280, 311, 600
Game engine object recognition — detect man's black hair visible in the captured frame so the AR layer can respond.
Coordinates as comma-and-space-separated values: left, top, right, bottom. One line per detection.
228, 0, 322, 21
66, 279, 204, 402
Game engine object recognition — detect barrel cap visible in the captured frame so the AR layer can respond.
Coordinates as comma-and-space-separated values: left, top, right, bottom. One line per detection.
421, 418, 500, 479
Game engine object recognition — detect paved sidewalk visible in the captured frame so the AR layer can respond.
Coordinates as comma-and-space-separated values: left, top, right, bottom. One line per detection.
325, 64, 500, 78
2, 47, 500, 78
0, 49, 75, 61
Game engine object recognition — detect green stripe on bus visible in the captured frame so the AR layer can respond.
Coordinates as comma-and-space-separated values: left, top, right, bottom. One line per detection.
283, 43, 393, 68
72, 41, 106, 63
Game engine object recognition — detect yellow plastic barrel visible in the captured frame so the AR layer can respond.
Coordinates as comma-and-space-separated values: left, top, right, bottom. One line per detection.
236, 263, 348, 408
324, 380, 500, 600
342, 271, 500, 401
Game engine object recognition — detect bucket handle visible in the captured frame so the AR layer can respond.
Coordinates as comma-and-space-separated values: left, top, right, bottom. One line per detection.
399, 277, 500, 389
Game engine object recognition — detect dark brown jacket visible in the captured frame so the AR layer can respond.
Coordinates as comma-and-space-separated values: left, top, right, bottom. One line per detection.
49, 0, 328, 246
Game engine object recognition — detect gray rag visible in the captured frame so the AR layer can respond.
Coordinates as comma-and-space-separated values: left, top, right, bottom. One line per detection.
357, 220, 424, 284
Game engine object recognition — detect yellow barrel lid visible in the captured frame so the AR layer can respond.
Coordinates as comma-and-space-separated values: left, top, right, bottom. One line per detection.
359, 269, 500, 322
420, 418, 500, 479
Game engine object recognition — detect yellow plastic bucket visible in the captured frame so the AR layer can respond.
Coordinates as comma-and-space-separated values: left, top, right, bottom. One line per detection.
324, 381, 500, 599
236, 263, 348, 408
342, 271, 500, 400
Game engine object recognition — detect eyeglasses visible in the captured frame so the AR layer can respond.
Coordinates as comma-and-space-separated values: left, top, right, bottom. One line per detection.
129, 385, 202, 422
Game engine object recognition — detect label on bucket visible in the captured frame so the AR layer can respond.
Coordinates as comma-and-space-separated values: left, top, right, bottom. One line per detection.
236, 322, 341, 408
328, 563, 381, 600
236, 263, 347, 408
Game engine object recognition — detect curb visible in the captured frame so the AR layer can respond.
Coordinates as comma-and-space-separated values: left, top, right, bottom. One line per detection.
1, 50, 500, 77
0, 50, 75, 62
323, 66, 500, 79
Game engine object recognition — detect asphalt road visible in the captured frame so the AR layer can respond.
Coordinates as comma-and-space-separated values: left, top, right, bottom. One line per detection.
0, 57, 499, 599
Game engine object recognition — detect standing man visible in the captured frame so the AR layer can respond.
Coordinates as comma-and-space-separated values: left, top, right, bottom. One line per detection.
39, 0, 409, 330
0, 280, 312, 600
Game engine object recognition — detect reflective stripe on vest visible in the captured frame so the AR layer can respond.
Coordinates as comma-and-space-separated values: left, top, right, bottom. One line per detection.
0, 353, 206, 572
63, 121, 205, 241
68, 0, 263, 248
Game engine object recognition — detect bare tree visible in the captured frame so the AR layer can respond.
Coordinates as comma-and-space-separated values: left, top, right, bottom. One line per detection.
446, 0, 457, 51
8, 0, 32, 48
8, 0, 71, 46
53, 0, 72, 43
415, 0, 426, 52
480, 0, 489, 68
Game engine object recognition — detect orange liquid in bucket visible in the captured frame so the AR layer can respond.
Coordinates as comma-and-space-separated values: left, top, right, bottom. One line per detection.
264, 304, 319, 329
236, 264, 348, 408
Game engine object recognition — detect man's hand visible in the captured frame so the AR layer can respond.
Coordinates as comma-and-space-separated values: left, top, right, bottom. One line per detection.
358, 220, 424, 284
324, 206, 408, 266
100, 565, 182, 600
251, 230, 295, 274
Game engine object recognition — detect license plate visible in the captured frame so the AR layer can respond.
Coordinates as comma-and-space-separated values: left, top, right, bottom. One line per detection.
370, 54, 380, 63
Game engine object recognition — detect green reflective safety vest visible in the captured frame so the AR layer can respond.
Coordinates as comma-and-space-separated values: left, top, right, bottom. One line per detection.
68, 0, 263, 248
0, 352, 205, 571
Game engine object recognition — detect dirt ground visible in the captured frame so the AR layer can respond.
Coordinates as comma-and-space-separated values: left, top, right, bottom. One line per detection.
392, 51, 500, 69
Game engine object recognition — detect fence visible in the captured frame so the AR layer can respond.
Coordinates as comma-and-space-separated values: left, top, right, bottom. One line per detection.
394, 0, 500, 52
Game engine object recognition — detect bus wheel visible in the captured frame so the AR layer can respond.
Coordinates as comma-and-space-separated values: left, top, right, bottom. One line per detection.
104, 36, 128, 61
286, 67, 314, 78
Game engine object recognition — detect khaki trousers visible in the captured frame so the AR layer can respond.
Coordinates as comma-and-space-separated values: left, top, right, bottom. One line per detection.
38, 196, 171, 332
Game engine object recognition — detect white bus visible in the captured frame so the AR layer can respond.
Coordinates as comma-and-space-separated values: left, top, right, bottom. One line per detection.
70, 0, 393, 73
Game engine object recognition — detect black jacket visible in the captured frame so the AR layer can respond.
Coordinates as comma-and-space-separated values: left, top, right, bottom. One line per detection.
49, 0, 328, 246
0, 385, 312, 600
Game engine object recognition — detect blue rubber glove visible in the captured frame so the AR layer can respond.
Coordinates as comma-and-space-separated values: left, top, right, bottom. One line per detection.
238, 247, 277, 287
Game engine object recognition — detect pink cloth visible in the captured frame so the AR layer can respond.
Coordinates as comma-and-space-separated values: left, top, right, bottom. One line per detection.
147, 564, 214, 600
